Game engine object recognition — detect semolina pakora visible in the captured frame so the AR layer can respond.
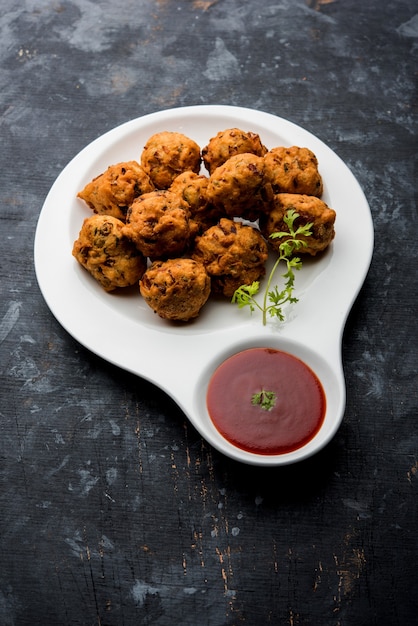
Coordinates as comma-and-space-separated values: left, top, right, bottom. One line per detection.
123, 190, 195, 259
260, 193, 336, 256
169, 171, 225, 234
202, 128, 267, 174
192, 218, 268, 297
77, 161, 155, 222
206, 153, 273, 222
263, 146, 323, 197
140, 131, 201, 189
72, 214, 147, 291
140, 258, 211, 321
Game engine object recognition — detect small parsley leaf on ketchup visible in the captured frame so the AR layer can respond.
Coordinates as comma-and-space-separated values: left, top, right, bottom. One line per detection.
232, 210, 313, 325
251, 389, 277, 411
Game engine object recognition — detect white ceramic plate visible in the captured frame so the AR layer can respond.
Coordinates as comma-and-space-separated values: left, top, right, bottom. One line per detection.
34, 105, 374, 466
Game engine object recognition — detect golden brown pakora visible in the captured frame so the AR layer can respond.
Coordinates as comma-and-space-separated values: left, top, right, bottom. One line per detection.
140, 131, 201, 189
72, 214, 147, 291
263, 146, 323, 197
77, 161, 155, 222
259, 193, 336, 256
169, 171, 225, 234
123, 190, 195, 259
206, 153, 273, 222
192, 218, 269, 297
139, 258, 211, 321
202, 128, 268, 174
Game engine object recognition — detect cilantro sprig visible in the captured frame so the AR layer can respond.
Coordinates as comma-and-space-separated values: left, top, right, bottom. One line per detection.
251, 389, 277, 411
232, 210, 313, 325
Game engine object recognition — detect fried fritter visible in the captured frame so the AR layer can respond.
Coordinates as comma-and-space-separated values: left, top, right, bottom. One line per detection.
123, 190, 194, 259
72, 214, 147, 291
206, 153, 273, 222
169, 171, 225, 234
263, 146, 323, 197
140, 258, 211, 321
259, 193, 336, 256
77, 161, 155, 222
140, 131, 201, 189
192, 218, 268, 297
202, 128, 268, 174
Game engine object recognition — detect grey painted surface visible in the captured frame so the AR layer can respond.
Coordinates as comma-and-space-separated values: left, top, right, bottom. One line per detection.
0, 1, 417, 624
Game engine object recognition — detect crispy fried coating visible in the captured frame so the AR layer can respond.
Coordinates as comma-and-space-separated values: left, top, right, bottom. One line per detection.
140, 258, 211, 321
260, 193, 336, 256
263, 146, 323, 197
192, 218, 268, 297
202, 128, 268, 174
169, 171, 225, 234
206, 153, 273, 222
123, 190, 194, 259
77, 161, 155, 222
140, 131, 201, 189
72, 214, 147, 291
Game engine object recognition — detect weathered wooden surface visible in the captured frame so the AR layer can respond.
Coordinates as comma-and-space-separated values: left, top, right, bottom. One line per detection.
0, 1, 417, 624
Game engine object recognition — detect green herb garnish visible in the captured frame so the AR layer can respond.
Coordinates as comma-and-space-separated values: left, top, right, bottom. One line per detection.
232, 210, 313, 325
251, 389, 277, 411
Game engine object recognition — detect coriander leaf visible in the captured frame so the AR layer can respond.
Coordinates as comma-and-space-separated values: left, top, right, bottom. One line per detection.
232, 210, 313, 325
251, 389, 277, 411
231, 281, 261, 312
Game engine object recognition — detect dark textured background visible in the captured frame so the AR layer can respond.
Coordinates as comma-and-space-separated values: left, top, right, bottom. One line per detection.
1, 1, 417, 624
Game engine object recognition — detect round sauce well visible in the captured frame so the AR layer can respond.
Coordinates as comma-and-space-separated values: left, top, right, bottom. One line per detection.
207, 348, 326, 455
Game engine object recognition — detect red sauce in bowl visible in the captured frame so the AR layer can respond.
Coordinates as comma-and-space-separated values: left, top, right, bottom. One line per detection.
207, 348, 326, 455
